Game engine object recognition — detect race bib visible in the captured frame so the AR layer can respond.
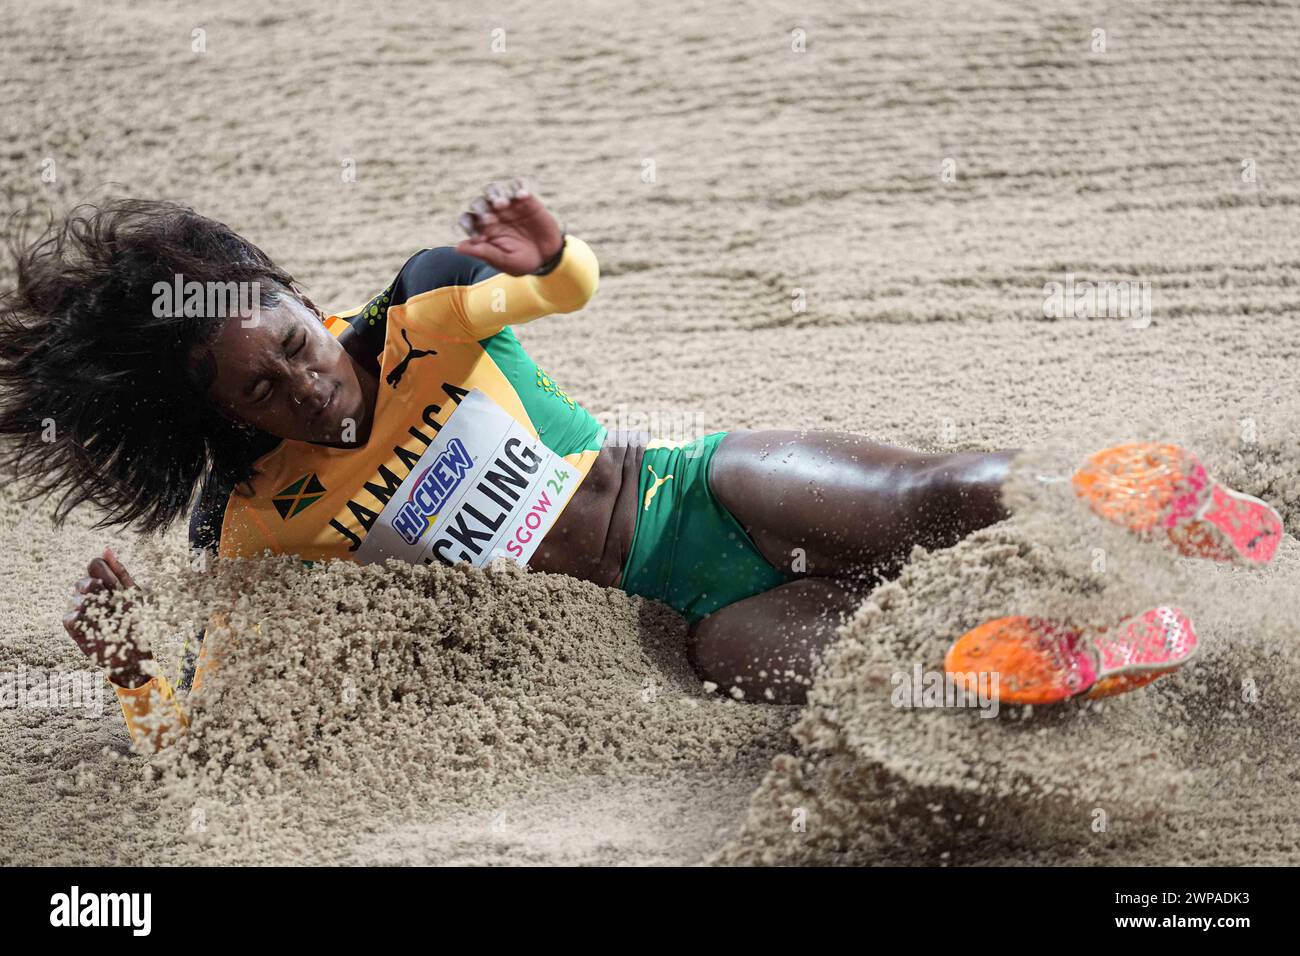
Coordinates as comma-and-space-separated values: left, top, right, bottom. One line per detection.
356, 389, 581, 568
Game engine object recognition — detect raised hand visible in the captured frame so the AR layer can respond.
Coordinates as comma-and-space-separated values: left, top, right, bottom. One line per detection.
63, 546, 153, 687
455, 179, 564, 276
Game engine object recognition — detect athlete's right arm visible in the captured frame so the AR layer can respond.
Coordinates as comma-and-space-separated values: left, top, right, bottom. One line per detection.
64, 548, 189, 753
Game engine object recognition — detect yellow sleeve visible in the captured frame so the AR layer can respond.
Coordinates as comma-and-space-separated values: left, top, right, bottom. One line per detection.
111, 673, 189, 754
452, 236, 600, 339
110, 636, 213, 754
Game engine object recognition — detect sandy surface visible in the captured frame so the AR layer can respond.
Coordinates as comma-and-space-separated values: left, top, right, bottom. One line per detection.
2, 0, 1300, 865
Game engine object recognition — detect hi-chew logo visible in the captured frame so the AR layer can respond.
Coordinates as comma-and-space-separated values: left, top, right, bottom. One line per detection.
392, 438, 474, 545
49, 886, 151, 936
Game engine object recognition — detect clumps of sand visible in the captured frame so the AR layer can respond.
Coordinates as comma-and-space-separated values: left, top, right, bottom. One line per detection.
110, 552, 793, 865
714, 425, 1300, 865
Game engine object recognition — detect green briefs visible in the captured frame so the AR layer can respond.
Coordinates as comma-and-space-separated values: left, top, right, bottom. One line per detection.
618, 432, 793, 623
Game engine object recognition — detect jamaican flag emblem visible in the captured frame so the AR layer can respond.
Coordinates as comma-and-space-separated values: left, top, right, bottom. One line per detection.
273, 473, 326, 519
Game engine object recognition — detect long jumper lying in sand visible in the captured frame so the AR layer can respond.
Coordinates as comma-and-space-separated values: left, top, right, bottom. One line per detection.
0, 181, 1284, 751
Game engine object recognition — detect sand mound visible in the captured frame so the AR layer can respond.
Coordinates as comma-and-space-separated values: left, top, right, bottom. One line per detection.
95, 555, 787, 865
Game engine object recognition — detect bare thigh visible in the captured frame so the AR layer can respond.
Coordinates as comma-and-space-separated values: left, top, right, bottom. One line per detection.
709, 430, 1014, 580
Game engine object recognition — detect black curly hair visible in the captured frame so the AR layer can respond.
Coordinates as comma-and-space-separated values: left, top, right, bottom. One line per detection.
0, 199, 297, 534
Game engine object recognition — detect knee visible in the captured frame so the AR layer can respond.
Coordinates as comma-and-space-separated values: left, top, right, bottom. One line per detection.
687, 610, 812, 706
903, 451, 1013, 537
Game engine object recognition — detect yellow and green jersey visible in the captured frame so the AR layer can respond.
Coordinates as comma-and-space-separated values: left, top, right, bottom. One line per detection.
194, 236, 605, 563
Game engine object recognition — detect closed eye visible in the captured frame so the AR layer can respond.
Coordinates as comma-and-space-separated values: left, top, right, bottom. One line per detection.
250, 329, 306, 403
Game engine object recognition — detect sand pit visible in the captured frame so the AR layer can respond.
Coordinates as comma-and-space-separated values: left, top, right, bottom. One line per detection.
3, 0, 1300, 866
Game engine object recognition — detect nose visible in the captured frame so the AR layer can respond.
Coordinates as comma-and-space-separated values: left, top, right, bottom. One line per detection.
290, 368, 321, 409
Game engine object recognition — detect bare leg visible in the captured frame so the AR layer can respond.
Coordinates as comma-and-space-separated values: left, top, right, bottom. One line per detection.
688, 577, 865, 704
689, 430, 1017, 703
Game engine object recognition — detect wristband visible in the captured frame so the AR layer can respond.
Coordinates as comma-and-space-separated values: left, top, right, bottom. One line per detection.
532, 234, 567, 276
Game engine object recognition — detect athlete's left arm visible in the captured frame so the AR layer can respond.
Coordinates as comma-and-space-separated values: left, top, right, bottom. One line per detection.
450, 180, 599, 338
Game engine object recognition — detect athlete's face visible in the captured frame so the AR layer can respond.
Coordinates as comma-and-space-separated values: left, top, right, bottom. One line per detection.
201, 292, 370, 446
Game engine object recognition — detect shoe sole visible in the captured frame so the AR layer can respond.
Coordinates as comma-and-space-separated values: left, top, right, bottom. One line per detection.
1072, 442, 1281, 566
943, 606, 1198, 705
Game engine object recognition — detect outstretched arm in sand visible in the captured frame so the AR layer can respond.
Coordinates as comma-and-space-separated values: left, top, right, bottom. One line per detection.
64, 547, 192, 751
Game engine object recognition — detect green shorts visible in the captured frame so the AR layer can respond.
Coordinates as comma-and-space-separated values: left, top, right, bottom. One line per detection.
619, 432, 793, 623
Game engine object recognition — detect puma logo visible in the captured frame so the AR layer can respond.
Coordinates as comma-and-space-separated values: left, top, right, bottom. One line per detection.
643, 465, 673, 511
386, 328, 437, 388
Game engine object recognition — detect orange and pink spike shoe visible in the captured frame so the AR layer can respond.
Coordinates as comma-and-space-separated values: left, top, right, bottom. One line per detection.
944, 607, 1198, 706
944, 442, 1283, 706
1072, 442, 1281, 565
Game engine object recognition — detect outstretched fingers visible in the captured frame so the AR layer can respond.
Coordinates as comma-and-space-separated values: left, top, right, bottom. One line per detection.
456, 179, 536, 238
